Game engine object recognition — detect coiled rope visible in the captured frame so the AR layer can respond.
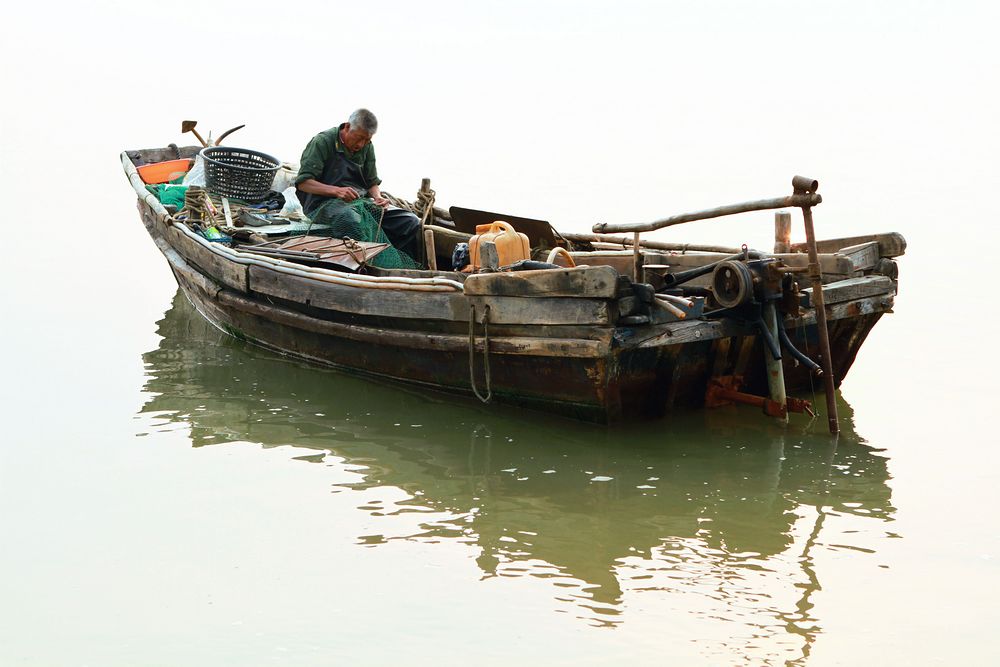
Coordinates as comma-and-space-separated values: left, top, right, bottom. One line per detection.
417, 186, 436, 229
468, 304, 492, 403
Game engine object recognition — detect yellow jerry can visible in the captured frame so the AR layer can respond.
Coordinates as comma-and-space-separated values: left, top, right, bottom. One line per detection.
469, 221, 531, 269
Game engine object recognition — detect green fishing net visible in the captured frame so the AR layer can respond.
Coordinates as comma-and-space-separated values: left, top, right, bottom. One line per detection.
300, 198, 419, 269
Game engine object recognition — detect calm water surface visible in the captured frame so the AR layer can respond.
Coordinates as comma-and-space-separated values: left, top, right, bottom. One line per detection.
138, 294, 895, 664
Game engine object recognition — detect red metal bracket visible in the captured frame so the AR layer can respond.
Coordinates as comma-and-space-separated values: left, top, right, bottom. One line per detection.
705, 376, 815, 418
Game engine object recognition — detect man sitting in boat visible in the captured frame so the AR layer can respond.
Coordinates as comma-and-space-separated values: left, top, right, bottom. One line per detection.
295, 109, 421, 267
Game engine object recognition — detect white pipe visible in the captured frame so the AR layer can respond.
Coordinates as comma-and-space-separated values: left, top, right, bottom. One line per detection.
654, 297, 687, 319
655, 293, 694, 308
175, 223, 464, 292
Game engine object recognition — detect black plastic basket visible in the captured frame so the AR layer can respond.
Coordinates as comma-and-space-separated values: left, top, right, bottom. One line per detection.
201, 146, 280, 202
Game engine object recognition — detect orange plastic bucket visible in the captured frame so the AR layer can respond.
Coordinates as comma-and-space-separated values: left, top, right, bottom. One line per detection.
137, 159, 191, 185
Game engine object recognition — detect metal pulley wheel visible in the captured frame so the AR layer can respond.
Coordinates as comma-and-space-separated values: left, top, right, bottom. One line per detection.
711, 260, 755, 308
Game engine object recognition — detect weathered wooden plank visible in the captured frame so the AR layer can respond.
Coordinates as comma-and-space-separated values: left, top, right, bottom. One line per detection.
249, 265, 468, 321
789, 232, 906, 257
463, 265, 620, 298
800, 275, 895, 307
167, 225, 248, 292
466, 295, 613, 325
215, 290, 608, 358
768, 253, 855, 275
785, 293, 895, 328
837, 241, 879, 271
202, 281, 611, 358
153, 237, 220, 301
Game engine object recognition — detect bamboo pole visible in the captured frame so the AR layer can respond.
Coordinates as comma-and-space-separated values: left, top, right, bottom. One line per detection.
793, 176, 838, 434
593, 193, 822, 234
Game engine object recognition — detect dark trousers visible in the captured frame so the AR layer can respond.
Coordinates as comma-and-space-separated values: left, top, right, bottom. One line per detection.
380, 207, 422, 262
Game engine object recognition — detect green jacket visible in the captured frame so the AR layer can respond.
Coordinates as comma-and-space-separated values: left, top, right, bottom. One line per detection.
295, 123, 381, 189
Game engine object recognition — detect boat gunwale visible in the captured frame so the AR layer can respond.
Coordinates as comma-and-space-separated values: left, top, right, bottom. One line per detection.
125, 148, 897, 348
121, 151, 466, 294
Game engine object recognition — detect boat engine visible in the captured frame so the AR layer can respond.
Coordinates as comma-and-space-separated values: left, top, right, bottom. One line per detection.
710, 257, 795, 313
707, 254, 822, 375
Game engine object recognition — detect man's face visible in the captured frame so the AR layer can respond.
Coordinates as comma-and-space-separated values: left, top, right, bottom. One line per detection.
342, 125, 373, 153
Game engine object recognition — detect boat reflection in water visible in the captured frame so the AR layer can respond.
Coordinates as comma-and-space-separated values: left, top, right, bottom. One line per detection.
140, 292, 896, 664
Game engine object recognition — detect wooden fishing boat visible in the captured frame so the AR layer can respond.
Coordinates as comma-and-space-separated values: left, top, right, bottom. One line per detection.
122, 144, 903, 425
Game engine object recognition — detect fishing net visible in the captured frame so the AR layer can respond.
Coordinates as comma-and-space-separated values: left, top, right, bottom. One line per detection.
298, 198, 419, 269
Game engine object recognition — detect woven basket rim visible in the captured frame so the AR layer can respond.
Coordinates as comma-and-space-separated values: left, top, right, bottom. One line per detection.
200, 146, 280, 172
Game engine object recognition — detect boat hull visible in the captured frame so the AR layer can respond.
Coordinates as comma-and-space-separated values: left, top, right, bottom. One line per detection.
146, 213, 888, 422
124, 142, 894, 424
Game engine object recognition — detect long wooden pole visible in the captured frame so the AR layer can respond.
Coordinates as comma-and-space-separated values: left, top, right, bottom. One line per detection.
593, 193, 821, 234
632, 232, 642, 282
801, 204, 839, 434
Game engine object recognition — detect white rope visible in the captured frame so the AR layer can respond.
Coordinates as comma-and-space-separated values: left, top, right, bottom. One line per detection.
172, 223, 464, 291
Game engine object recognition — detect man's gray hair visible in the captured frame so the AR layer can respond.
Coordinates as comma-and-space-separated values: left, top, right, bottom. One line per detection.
348, 108, 378, 134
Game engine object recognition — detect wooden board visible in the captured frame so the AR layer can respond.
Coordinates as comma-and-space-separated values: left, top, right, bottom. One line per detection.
775, 252, 855, 275
157, 242, 610, 359
167, 225, 249, 292
464, 265, 619, 298
465, 295, 613, 325
789, 232, 906, 257
248, 265, 467, 321
838, 241, 880, 271
153, 237, 220, 301
800, 275, 895, 307
217, 291, 609, 358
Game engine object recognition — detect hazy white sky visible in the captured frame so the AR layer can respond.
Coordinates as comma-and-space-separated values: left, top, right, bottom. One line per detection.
3, 0, 997, 249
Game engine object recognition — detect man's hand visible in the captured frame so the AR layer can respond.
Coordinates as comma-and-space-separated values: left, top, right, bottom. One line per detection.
336, 187, 359, 202
368, 185, 389, 208
297, 179, 360, 203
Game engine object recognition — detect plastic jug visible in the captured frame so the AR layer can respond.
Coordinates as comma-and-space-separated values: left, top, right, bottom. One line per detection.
469, 221, 531, 269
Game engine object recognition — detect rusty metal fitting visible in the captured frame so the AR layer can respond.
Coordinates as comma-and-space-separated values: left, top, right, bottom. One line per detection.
792, 175, 819, 194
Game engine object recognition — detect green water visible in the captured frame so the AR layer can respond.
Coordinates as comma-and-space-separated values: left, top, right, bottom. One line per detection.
136, 293, 895, 663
